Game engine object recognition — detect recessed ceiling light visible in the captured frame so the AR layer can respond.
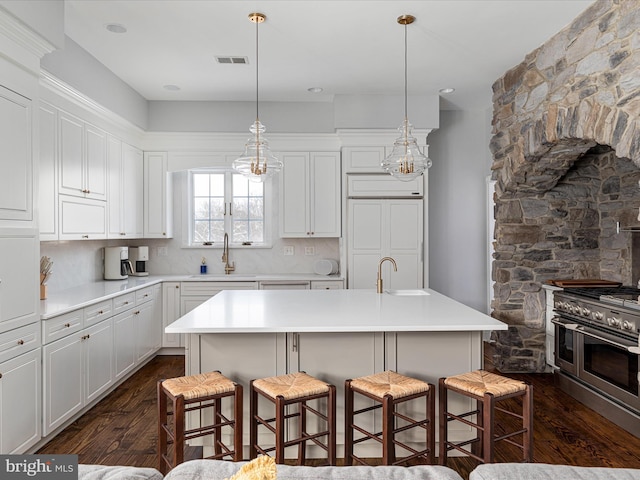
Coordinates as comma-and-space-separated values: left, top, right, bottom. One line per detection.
105, 23, 127, 34
439, 87, 455, 94
307, 87, 323, 93
163, 85, 181, 91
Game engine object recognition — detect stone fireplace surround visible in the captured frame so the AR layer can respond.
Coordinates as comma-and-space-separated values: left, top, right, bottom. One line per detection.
489, 0, 640, 372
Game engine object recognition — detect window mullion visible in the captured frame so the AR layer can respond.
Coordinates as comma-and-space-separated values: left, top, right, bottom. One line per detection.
224, 172, 233, 238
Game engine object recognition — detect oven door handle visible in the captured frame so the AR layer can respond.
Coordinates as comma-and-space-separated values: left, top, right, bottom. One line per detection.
574, 325, 640, 354
551, 318, 580, 330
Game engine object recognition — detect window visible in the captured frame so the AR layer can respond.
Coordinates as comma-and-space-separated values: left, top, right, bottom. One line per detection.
189, 169, 267, 246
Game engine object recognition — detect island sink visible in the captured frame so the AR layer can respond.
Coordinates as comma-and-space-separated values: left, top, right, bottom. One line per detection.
384, 289, 430, 296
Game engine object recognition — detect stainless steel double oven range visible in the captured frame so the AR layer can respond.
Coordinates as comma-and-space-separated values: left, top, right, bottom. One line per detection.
553, 286, 640, 436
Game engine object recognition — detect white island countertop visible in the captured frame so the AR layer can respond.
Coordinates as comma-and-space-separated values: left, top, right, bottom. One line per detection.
166, 288, 507, 333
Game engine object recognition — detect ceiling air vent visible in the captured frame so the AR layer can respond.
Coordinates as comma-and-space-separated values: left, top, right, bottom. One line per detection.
215, 56, 249, 64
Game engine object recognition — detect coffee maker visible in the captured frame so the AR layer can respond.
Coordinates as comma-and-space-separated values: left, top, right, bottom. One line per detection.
129, 246, 149, 276
104, 246, 133, 280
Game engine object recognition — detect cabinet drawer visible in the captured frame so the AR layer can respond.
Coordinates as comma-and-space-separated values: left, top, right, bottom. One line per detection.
181, 282, 258, 296
347, 174, 423, 197
113, 292, 135, 314
310, 280, 344, 290
0, 322, 40, 364
135, 286, 154, 305
43, 309, 83, 344
84, 299, 113, 328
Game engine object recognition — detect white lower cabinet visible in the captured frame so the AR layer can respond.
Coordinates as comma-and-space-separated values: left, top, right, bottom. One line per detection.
0, 348, 41, 453
43, 329, 83, 435
180, 282, 258, 315
162, 282, 182, 348
113, 309, 136, 381
42, 285, 161, 437
43, 317, 115, 435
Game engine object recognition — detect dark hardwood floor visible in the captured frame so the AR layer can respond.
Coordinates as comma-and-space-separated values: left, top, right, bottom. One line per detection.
37, 349, 640, 479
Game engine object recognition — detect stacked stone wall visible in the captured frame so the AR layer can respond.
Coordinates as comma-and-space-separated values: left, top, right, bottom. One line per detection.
489, 0, 640, 372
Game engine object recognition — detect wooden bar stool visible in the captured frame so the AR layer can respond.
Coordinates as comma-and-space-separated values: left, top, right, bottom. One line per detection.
344, 371, 436, 466
157, 371, 243, 474
249, 371, 336, 465
439, 369, 533, 465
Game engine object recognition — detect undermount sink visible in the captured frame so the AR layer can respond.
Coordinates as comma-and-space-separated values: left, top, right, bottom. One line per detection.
384, 289, 430, 296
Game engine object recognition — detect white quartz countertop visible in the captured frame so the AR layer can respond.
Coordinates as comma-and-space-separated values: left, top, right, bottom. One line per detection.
165, 288, 507, 333
39, 273, 343, 319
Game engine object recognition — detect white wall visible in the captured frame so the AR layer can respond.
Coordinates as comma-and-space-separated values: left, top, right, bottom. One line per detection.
427, 108, 494, 312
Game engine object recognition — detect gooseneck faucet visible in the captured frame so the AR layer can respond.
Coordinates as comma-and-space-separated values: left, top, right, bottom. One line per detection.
377, 256, 397, 293
222, 233, 235, 274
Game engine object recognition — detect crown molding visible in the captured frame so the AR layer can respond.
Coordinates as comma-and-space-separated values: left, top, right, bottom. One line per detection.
0, 9, 56, 74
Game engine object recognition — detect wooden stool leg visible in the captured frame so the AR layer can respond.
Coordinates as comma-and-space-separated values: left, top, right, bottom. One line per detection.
483, 393, 494, 463
472, 397, 484, 458
382, 394, 394, 465
438, 378, 447, 466
298, 400, 307, 465
427, 386, 436, 465
174, 396, 185, 468
523, 384, 534, 462
213, 398, 222, 456
157, 382, 168, 474
276, 396, 286, 464
344, 380, 354, 466
249, 381, 258, 460
234, 384, 244, 461
328, 385, 337, 466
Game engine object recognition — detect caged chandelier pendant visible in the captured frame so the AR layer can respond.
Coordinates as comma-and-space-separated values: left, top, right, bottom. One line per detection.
381, 14, 432, 181
233, 13, 282, 182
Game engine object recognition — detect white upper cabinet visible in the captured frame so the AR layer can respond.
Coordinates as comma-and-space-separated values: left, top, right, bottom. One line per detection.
39, 103, 57, 240
279, 152, 341, 238
58, 112, 107, 201
342, 146, 385, 173
143, 152, 173, 238
108, 138, 143, 238
0, 85, 33, 224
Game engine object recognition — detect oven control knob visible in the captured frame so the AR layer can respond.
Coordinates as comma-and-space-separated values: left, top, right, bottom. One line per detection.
607, 317, 621, 327
581, 307, 591, 317
623, 320, 635, 331
593, 311, 604, 320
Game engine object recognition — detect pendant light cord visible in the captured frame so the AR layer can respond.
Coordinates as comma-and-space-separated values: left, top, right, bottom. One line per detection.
255, 17, 260, 122
404, 21, 408, 122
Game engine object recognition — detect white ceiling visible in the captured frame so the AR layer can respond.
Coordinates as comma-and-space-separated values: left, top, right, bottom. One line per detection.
64, 0, 595, 110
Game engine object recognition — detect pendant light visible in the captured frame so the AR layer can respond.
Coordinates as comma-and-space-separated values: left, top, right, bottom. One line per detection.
381, 15, 432, 181
233, 13, 282, 182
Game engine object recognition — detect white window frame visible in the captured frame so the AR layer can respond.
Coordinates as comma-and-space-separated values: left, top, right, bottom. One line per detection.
182, 168, 273, 248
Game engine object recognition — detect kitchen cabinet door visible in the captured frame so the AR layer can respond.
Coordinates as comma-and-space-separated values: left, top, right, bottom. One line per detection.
347, 199, 423, 290
0, 230, 39, 334
39, 103, 58, 239
58, 112, 107, 201
144, 152, 173, 238
108, 140, 143, 238
162, 282, 183, 348
43, 332, 83, 435
279, 152, 340, 237
113, 309, 136, 381
84, 318, 114, 404
0, 348, 41, 454
58, 195, 107, 240
134, 301, 156, 363
342, 146, 385, 173
0, 85, 32, 224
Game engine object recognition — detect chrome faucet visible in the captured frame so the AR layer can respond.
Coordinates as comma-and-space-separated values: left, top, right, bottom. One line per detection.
222, 233, 235, 274
377, 256, 397, 293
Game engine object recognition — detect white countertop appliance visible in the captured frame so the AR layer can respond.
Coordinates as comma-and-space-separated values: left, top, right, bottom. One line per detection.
104, 246, 133, 280
130, 246, 149, 276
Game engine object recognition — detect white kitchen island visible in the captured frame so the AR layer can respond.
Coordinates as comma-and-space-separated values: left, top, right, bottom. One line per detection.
166, 288, 507, 458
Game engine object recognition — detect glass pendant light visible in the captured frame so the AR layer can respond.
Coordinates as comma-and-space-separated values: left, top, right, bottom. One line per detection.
233, 13, 282, 182
381, 15, 432, 181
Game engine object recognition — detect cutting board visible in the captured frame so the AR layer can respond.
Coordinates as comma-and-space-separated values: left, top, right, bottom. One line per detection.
547, 279, 622, 288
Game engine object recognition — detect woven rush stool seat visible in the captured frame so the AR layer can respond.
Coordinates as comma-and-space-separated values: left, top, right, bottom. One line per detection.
439, 369, 533, 466
158, 371, 242, 474
250, 372, 336, 465
345, 371, 435, 466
